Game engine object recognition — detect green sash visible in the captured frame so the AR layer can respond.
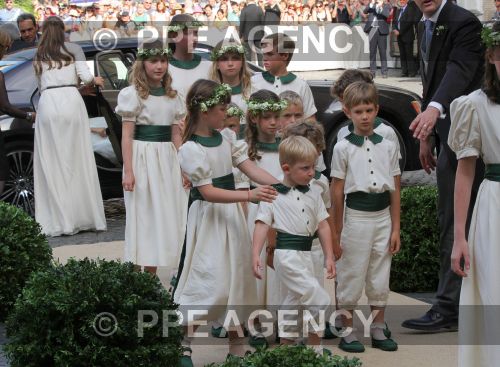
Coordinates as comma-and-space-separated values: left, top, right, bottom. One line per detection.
190, 173, 235, 202
134, 125, 172, 142
346, 191, 390, 212
276, 232, 315, 251
485, 164, 500, 182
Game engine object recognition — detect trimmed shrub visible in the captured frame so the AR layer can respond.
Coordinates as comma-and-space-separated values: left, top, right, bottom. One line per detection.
5, 259, 182, 367
0, 201, 52, 321
390, 186, 440, 292
205, 345, 362, 367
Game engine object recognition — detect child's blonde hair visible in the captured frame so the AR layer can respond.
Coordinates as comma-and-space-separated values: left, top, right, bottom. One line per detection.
279, 90, 303, 109
245, 89, 281, 161
282, 121, 325, 152
343, 81, 378, 110
129, 40, 177, 99
261, 33, 295, 65
183, 79, 231, 143
279, 136, 318, 166
210, 40, 252, 99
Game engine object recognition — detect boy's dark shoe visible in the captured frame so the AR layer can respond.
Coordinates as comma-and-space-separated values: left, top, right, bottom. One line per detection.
249, 333, 268, 348
371, 337, 398, 351
338, 338, 365, 353
323, 321, 340, 339
211, 325, 228, 338
401, 310, 458, 332
179, 347, 194, 367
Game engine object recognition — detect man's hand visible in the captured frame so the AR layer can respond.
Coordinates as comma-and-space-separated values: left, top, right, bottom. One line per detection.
419, 136, 437, 174
409, 106, 440, 140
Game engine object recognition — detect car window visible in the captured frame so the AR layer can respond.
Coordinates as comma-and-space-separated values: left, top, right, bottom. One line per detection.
89, 54, 130, 91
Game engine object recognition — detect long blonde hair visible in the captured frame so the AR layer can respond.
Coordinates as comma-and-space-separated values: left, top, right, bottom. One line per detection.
34, 16, 74, 76
128, 40, 177, 99
0, 30, 11, 60
209, 40, 252, 99
182, 79, 231, 143
245, 89, 280, 161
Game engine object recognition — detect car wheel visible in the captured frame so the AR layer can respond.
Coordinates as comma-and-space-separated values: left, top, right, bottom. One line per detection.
0, 139, 35, 217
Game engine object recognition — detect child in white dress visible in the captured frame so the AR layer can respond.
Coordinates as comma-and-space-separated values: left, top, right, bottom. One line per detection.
448, 23, 500, 367
168, 14, 211, 100
210, 39, 254, 136
175, 79, 279, 364
116, 41, 188, 275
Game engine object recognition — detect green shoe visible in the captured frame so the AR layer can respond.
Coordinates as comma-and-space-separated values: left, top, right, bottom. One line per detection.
323, 321, 340, 340
249, 333, 268, 348
211, 325, 228, 338
371, 337, 398, 351
383, 323, 392, 339
178, 347, 194, 367
338, 338, 365, 353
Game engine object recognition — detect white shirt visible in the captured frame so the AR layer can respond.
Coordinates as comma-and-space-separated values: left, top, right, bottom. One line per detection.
169, 56, 212, 102
251, 72, 317, 119
331, 134, 400, 194
256, 186, 329, 237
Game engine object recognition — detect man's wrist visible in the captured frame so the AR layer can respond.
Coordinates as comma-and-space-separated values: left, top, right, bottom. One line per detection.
428, 101, 446, 119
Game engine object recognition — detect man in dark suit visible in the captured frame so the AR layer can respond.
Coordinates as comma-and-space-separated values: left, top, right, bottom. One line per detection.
8, 13, 39, 53
403, 0, 484, 332
364, 0, 392, 78
239, 0, 264, 63
392, 0, 421, 77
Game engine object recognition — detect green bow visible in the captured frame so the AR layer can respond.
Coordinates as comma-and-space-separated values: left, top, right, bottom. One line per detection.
272, 183, 310, 194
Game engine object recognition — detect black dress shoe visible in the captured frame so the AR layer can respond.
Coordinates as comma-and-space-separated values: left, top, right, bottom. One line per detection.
401, 310, 458, 332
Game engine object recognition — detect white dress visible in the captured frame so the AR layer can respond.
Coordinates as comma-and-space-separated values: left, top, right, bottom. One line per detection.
246, 141, 283, 307
175, 129, 258, 324
115, 86, 188, 268
168, 55, 211, 102
34, 42, 106, 237
448, 90, 500, 367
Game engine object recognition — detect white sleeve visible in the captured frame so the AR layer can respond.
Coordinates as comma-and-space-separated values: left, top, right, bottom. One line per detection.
178, 142, 213, 187
172, 94, 186, 125
330, 143, 347, 179
301, 82, 317, 118
68, 43, 94, 85
255, 201, 274, 226
221, 128, 249, 167
448, 95, 481, 159
115, 87, 142, 122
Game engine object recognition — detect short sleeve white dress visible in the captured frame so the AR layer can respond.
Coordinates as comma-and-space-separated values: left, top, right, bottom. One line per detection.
115, 86, 188, 269
34, 42, 106, 237
175, 128, 258, 324
448, 89, 500, 367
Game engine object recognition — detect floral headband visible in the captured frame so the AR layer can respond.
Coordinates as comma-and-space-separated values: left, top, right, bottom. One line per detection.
191, 84, 232, 112
247, 99, 288, 113
226, 105, 244, 119
137, 47, 172, 59
210, 44, 245, 61
167, 20, 205, 33
481, 24, 500, 49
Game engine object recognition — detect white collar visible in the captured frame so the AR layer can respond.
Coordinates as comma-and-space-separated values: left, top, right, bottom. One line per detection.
422, 0, 446, 23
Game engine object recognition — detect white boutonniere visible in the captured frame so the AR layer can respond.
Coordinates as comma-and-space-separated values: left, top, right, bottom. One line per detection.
435, 25, 447, 36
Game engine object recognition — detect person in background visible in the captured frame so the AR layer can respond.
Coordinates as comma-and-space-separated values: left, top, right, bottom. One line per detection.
263, 0, 280, 24
364, 0, 392, 78
239, 0, 264, 63
114, 10, 136, 36
0, 29, 36, 195
350, 0, 364, 25
312, 1, 331, 23
332, 0, 351, 24
227, 0, 240, 24
493, 0, 500, 21
9, 13, 39, 53
0, 0, 22, 23
392, 0, 421, 77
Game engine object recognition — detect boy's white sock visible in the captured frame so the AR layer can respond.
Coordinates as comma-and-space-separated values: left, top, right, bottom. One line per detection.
342, 331, 358, 343
371, 323, 388, 340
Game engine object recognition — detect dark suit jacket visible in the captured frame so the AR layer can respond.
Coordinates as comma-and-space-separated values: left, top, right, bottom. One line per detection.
264, 4, 281, 24
239, 3, 264, 41
8, 34, 39, 53
364, 3, 391, 35
418, 0, 484, 142
393, 1, 421, 43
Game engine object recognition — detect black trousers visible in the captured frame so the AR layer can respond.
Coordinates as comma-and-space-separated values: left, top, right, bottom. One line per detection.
397, 38, 417, 75
432, 141, 484, 317
368, 28, 388, 75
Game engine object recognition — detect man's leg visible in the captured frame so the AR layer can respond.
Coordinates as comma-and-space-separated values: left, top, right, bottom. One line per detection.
368, 28, 379, 76
404, 41, 417, 76
378, 32, 388, 76
397, 38, 408, 76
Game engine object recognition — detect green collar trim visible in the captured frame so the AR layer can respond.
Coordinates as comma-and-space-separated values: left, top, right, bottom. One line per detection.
149, 86, 165, 96
262, 71, 297, 85
345, 132, 383, 147
256, 137, 281, 152
272, 182, 310, 194
190, 129, 223, 147
169, 54, 201, 70
314, 170, 322, 180
231, 84, 242, 95
347, 117, 383, 132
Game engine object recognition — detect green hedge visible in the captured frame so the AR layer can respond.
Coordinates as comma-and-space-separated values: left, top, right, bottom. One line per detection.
205, 345, 362, 367
16, 0, 33, 14
390, 186, 440, 292
0, 202, 52, 321
4, 259, 182, 367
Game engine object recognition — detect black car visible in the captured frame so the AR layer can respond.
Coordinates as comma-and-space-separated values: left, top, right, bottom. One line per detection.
0, 39, 421, 216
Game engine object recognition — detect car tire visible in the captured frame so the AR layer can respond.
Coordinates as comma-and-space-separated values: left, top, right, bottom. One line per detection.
1, 139, 35, 217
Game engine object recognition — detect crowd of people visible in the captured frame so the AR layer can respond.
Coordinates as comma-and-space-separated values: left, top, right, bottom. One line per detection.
0, 0, 499, 366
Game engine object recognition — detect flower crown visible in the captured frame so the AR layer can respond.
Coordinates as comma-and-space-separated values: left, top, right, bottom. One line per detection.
247, 99, 288, 113
210, 44, 245, 61
481, 24, 500, 49
191, 84, 232, 112
226, 105, 244, 119
137, 47, 172, 59
167, 20, 205, 33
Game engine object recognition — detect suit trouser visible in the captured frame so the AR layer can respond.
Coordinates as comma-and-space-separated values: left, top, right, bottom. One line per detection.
432, 141, 484, 317
397, 38, 417, 75
368, 28, 388, 75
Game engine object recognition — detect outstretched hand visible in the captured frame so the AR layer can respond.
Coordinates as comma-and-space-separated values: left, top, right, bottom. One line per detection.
249, 185, 277, 203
